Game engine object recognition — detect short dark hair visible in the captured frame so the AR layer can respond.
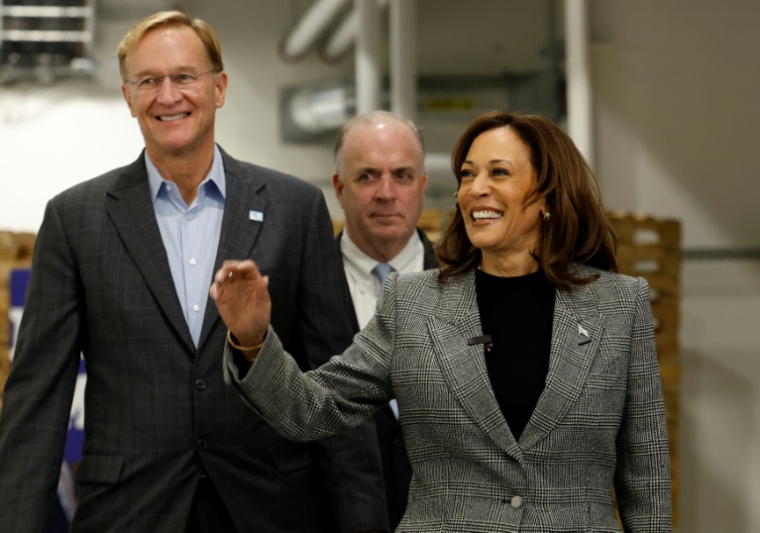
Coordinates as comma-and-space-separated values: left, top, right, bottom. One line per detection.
436, 111, 617, 288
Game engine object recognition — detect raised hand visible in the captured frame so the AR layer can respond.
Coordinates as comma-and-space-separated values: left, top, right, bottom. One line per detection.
210, 260, 271, 356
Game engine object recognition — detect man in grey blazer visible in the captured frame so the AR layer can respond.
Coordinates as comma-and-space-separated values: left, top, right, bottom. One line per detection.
0, 11, 386, 533
332, 111, 437, 530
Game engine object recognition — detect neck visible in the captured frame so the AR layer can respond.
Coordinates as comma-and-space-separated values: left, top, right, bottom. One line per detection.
346, 227, 413, 264
147, 143, 215, 205
479, 249, 540, 278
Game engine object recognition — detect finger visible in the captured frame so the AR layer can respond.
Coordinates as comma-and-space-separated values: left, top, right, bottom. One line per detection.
215, 260, 260, 283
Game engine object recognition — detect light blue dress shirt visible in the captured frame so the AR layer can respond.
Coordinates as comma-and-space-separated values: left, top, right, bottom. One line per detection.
146, 145, 226, 348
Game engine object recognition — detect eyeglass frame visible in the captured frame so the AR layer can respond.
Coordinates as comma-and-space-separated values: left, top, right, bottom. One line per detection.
123, 70, 220, 92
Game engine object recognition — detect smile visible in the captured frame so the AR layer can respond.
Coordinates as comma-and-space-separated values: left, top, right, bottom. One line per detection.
472, 210, 503, 220
157, 113, 190, 121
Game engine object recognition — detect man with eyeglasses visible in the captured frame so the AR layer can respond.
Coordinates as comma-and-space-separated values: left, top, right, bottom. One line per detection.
0, 11, 387, 533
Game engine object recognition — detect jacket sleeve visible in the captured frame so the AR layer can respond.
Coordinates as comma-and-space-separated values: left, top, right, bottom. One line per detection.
0, 199, 83, 532
614, 277, 673, 531
289, 189, 390, 533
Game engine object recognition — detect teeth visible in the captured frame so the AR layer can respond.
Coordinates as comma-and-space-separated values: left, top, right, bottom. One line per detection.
472, 210, 502, 219
158, 113, 189, 121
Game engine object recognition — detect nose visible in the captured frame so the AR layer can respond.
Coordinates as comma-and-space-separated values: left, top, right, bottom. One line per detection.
467, 172, 490, 198
375, 174, 396, 201
155, 76, 182, 105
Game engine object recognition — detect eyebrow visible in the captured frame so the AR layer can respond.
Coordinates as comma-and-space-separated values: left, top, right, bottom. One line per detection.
462, 159, 516, 171
130, 65, 203, 78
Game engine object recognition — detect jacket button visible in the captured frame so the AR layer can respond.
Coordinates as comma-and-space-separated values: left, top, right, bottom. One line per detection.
510, 495, 523, 509
197, 439, 208, 451
195, 378, 206, 390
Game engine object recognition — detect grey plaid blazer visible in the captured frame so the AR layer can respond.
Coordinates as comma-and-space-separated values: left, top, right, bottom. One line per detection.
226, 266, 672, 532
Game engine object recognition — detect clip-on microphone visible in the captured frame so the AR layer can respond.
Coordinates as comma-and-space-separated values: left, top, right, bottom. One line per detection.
468, 335, 493, 353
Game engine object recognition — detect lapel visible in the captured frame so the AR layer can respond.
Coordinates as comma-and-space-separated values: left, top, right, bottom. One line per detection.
427, 270, 523, 459
335, 231, 362, 334
426, 268, 606, 457
105, 153, 195, 352
518, 277, 605, 450
196, 149, 268, 351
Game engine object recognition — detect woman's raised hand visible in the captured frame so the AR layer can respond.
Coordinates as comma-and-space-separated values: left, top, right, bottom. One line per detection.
210, 260, 271, 353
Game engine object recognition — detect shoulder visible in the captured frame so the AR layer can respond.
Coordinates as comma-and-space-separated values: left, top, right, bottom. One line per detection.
49, 157, 143, 208
570, 264, 650, 311
221, 148, 320, 198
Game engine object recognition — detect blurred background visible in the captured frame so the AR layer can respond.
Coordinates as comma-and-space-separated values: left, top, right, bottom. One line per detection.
0, 0, 758, 531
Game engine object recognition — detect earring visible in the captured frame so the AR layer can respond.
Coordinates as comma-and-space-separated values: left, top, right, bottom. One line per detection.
540, 210, 551, 222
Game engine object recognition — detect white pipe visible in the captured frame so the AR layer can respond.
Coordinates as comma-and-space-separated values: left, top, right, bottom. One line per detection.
389, 0, 416, 121
355, 0, 382, 114
322, 0, 389, 62
564, 0, 594, 167
281, 0, 349, 60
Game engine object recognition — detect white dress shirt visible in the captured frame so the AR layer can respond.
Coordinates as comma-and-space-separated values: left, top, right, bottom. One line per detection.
340, 230, 425, 330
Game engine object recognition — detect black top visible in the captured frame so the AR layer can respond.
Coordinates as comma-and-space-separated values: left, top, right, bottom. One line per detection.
475, 267, 556, 441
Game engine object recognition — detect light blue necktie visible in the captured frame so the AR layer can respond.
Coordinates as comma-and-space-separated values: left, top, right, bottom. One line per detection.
372, 262, 394, 292
371, 263, 400, 419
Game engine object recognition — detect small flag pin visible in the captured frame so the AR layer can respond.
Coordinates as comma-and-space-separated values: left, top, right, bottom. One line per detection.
249, 210, 264, 222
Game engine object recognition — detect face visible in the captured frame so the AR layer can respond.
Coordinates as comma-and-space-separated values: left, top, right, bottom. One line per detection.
121, 26, 227, 160
457, 126, 546, 268
333, 120, 428, 259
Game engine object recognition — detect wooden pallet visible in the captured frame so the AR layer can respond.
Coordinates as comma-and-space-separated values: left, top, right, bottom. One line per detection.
609, 211, 681, 529
0, 231, 36, 415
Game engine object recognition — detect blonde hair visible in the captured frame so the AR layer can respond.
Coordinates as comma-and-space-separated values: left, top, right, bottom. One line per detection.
117, 11, 224, 80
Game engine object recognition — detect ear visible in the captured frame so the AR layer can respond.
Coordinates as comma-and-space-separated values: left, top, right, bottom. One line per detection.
214, 71, 229, 108
421, 172, 429, 194
122, 84, 136, 117
332, 174, 346, 208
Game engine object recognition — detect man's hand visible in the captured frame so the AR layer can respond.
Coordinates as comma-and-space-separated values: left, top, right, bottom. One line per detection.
210, 260, 271, 352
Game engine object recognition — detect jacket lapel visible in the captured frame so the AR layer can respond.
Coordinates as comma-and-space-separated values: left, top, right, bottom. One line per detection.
427, 270, 522, 457
518, 280, 605, 450
105, 154, 195, 352
196, 150, 267, 350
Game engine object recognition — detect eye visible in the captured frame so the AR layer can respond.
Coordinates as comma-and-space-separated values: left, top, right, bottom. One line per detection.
173, 73, 197, 85
138, 77, 157, 88
357, 173, 374, 182
491, 167, 511, 177
459, 168, 475, 179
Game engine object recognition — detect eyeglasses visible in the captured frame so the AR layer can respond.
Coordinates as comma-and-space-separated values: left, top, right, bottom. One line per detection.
124, 70, 218, 92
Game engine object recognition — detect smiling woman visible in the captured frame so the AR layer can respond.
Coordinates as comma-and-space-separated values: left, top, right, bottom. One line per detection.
213, 110, 673, 533
438, 111, 617, 287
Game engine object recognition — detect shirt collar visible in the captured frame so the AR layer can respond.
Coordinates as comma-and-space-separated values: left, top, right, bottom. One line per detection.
341, 228, 423, 287
146, 144, 226, 204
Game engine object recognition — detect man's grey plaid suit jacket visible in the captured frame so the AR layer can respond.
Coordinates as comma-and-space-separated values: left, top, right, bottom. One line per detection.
0, 148, 385, 532
226, 266, 672, 533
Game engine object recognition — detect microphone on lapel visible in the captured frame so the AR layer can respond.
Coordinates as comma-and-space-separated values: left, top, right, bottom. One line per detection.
468, 335, 493, 353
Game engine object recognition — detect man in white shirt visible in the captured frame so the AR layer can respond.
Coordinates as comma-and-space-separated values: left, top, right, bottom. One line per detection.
332, 110, 438, 530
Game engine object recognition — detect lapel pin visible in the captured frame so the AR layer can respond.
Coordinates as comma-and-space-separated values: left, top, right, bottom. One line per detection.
249, 210, 264, 222
578, 325, 590, 338
578, 324, 591, 345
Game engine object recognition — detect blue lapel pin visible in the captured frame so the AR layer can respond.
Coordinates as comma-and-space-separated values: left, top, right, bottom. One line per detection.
249, 210, 264, 222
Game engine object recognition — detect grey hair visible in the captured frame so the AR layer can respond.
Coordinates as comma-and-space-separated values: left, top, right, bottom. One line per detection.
333, 110, 426, 173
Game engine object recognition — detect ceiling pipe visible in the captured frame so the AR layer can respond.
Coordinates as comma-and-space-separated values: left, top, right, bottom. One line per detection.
320, 0, 389, 63
564, 0, 594, 167
279, 0, 349, 62
389, 0, 416, 121
355, 0, 382, 114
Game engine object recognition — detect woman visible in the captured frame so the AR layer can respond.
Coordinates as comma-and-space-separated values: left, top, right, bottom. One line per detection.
211, 111, 672, 532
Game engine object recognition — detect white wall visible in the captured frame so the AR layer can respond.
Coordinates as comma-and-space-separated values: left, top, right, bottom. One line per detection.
0, 0, 759, 530
591, 1, 760, 531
